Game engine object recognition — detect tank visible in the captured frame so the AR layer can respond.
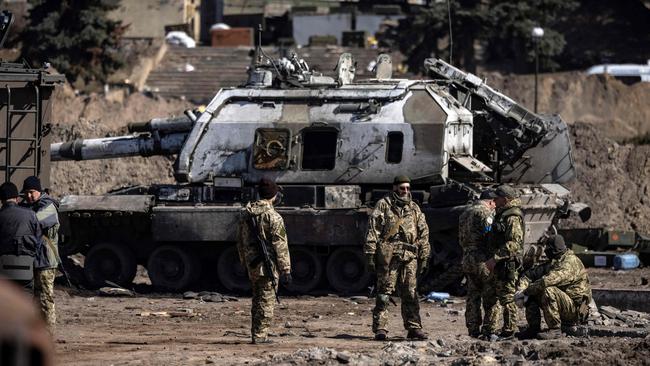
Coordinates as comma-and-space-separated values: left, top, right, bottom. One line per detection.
0, 10, 64, 188
52, 50, 591, 294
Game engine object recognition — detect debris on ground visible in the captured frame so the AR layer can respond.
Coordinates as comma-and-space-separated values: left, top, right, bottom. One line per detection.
98, 287, 135, 297
590, 304, 650, 328
138, 311, 169, 317
183, 291, 239, 302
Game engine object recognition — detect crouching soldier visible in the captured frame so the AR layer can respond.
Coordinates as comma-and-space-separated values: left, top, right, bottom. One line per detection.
515, 235, 592, 339
365, 175, 430, 341
237, 178, 292, 344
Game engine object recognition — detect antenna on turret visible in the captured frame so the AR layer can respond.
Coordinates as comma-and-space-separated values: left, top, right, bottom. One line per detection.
254, 23, 263, 66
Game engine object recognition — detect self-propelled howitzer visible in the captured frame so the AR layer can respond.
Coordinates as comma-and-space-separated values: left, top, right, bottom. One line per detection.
53, 54, 589, 293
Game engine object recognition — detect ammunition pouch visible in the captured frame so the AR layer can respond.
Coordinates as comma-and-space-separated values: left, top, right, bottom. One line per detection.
495, 259, 519, 281
248, 254, 263, 269
378, 241, 417, 265
0, 255, 34, 282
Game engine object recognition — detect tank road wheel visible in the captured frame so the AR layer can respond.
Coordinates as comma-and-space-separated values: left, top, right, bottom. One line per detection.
217, 246, 251, 293
147, 245, 200, 292
84, 242, 137, 289
326, 247, 372, 294
285, 247, 323, 293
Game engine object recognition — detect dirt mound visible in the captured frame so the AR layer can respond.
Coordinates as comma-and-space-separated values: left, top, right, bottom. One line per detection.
489, 72, 650, 141
563, 122, 650, 233
49, 88, 194, 196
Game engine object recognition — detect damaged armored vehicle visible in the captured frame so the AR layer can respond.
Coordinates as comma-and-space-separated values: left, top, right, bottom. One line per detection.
52, 50, 590, 293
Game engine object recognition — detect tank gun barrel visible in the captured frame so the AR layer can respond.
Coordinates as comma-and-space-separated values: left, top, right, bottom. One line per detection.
51, 132, 187, 161
128, 115, 193, 133
51, 115, 195, 162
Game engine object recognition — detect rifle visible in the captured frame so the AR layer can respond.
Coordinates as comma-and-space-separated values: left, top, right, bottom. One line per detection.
249, 215, 281, 304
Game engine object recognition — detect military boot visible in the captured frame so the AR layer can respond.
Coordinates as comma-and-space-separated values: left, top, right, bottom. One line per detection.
498, 331, 515, 340
406, 329, 428, 340
252, 337, 273, 344
537, 328, 563, 340
516, 327, 540, 340
374, 329, 388, 341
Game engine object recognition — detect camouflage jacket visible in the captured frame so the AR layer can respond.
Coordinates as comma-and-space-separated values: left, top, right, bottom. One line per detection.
364, 193, 430, 265
237, 200, 291, 277
458, 202, 494, 253
21, 193, 60, 269
518, 250, 592, 305
490, 198, 524, 262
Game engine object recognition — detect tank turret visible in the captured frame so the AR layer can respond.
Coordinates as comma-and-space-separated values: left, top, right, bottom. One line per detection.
52, 53, 589, 294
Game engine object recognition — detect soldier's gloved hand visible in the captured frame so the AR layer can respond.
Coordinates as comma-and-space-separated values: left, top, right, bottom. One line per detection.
418, 260, 428, 276
280, 272, 293, 286
514, 291, 528, 308
366, 254, 376, 273
485, 258, 497, 273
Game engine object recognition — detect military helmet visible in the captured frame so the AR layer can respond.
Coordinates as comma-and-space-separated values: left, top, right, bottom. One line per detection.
495, 185, 518, 199
393, 175, 410, 185
479, 189, 497, 200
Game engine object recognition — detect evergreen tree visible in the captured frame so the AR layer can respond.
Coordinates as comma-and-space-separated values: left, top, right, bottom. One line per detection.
380, 0, 578, 74
379, 0, 487, 73
486, 0, 579, 72
21, 0, 125, 86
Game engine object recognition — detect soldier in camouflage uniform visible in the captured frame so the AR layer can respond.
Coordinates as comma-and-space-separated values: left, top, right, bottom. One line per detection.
237, 178, 292, 344
458, 189, 500, 338
485, 185, 524, 339
515, 235, 592, 340
21, 176, 60, 331
365, 175, 430, 341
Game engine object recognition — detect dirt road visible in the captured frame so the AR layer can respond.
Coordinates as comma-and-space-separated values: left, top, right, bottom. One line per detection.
54, 282, 650, 365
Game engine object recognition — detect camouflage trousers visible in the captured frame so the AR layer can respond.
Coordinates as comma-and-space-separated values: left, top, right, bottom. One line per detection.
249, 270, 278, 342
526, 286, 580, 330
35, 268, 56, 330
494, 260, 518, 333
373, 258, 421, 333
462, 254, 500, 336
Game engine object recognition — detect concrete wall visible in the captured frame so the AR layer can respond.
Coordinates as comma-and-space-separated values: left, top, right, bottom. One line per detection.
109, 0, 201, 40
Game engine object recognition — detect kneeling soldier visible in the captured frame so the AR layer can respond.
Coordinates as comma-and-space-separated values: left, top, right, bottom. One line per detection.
515, 235, 592, 339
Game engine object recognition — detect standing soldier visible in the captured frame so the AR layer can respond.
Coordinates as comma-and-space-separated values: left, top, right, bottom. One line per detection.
21, 176, 60, 331
365, 175, 430, 341
237, 178, 292, 344
458, 189, 500, 338
485, 185, 524, 339
0, 182, 42, 294
515, 235, 592, 339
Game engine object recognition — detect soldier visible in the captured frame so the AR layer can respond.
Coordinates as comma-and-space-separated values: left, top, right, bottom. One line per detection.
20, 176, 60, 330
485, 185, 524, 339
515, 235, 592, 339
237, 178, 292, 344
0, 182, 42, 294
365, 175, 430, 341
458, 189, 500, 338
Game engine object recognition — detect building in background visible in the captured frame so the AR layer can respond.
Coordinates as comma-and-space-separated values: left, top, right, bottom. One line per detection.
109, 0, 201, 41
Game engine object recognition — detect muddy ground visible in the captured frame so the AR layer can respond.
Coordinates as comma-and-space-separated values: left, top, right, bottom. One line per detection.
53, 268, 650, 366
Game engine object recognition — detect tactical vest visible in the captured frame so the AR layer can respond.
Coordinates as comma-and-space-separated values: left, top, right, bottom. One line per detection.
492, 206, 525, 255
